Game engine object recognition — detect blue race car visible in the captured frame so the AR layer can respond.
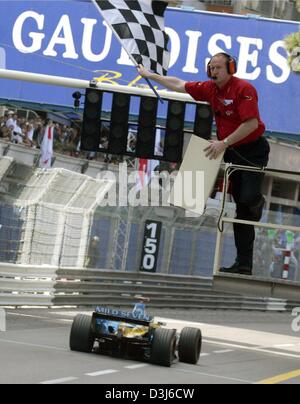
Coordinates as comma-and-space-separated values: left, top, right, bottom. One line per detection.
69, 299, 202, 367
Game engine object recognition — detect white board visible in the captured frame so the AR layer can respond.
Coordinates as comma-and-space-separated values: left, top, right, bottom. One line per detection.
168, 136, 224, 215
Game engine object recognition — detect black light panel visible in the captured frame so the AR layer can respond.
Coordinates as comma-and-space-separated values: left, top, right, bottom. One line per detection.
194, 104, 213, 140
163, 100, 186, 163
108, 93, 131, 155
81, 88, 102, 151
136, 96, 158, 159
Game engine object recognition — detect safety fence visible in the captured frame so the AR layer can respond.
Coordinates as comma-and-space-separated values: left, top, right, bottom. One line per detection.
0, 263, 295, 311
0, 159, 300, 308
1, 157, 300, 281
0, 156, 235, 276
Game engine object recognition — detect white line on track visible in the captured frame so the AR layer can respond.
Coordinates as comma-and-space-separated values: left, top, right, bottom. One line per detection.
174, 368, 253, 384
273, 344, 296, 348
85, 369, 119, 377
40, 377, 78, 384
0, 338, 67, 351
213, 349, 234, 354
7, 312, 73, 323
203, 339, 300, 359
124, 364, 149, 370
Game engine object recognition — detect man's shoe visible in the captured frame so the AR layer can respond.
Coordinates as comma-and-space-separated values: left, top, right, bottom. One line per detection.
250, 196, 265, 222
219, 263, 252, 276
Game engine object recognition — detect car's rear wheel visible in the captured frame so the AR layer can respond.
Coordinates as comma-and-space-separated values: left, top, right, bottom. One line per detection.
178, 327, 202, 364
150, 328, 176, 367
70, 314, 94, 353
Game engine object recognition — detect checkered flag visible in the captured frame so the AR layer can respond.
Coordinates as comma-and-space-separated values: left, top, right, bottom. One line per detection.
92, 0, 170, 76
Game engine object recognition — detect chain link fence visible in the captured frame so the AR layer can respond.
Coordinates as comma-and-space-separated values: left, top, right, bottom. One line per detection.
0, 157, 300, 282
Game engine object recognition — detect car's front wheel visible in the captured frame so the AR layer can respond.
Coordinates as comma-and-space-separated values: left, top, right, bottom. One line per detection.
178, 327, 202, 364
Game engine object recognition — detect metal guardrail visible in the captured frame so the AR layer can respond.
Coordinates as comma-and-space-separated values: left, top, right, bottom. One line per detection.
0, 263, 56, 306
213, 273, 300, 301
0, 264, 297, 311
212, 163, 300, 300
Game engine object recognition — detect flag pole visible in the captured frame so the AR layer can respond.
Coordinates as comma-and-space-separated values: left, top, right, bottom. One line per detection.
90, 0, 164, 104
143, 78, 164, 104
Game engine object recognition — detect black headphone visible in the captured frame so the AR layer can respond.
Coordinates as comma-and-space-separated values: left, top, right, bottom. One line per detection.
207, 53, 237, 78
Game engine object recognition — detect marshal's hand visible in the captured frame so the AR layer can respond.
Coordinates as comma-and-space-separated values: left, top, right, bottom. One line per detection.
204, 141, 227, 160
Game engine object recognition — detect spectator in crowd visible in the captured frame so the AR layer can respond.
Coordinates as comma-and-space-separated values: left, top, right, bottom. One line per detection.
65, 127, 81, 157
33, 120, 44, 145
0, 115, 6, 128
26, 122, 35, 145
54, 124, 66, 153
11, 119, 23, 144
0, 125, 12, 140
85, 235, 101, 268
5, 111, 17, 130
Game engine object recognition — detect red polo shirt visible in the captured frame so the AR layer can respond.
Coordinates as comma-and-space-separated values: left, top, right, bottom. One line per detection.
185, 76, 265, 146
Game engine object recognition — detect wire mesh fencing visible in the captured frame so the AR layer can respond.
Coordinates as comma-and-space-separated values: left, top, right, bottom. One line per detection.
0, 158, 299, 281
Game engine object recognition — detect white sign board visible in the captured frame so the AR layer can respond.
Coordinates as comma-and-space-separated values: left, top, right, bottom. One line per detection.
168, 136, 224, 215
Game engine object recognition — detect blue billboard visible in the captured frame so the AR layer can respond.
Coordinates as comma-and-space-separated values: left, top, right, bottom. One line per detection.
0, 0, 299, 136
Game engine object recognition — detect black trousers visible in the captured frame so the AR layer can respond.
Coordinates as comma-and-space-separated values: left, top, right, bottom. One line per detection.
224, 137, 270, 268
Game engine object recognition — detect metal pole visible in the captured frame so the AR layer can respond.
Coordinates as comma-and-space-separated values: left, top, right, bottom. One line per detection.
0, 68, 198, 103
212, 163, 231, 275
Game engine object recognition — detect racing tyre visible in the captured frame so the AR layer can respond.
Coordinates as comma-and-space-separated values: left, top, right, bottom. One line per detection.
70, 314, 94, 353
178, 327, 202, 364
150, 328, 176, 367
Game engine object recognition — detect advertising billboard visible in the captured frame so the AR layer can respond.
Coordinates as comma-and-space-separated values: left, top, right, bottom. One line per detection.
0, 0, 299, 135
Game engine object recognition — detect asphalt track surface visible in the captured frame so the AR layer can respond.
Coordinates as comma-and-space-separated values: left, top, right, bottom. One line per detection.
0, 308, 300, 385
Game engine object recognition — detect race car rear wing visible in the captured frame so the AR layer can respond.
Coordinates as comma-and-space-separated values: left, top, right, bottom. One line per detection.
93, 307, 154, 326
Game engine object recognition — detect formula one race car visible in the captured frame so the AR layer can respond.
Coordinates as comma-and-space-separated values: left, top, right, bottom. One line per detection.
69, 299, 202, 367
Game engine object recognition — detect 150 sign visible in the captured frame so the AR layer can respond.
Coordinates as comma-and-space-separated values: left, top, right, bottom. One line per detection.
140, 221, 162, 273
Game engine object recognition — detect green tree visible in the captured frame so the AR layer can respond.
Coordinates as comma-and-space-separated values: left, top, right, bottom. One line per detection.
284, 31, 300, 72
284, 1, 300, 73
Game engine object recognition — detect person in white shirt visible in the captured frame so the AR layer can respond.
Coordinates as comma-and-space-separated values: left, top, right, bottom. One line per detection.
5, 112, 16, 130
26, 123, 34, 142
11, 119, 23, 144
